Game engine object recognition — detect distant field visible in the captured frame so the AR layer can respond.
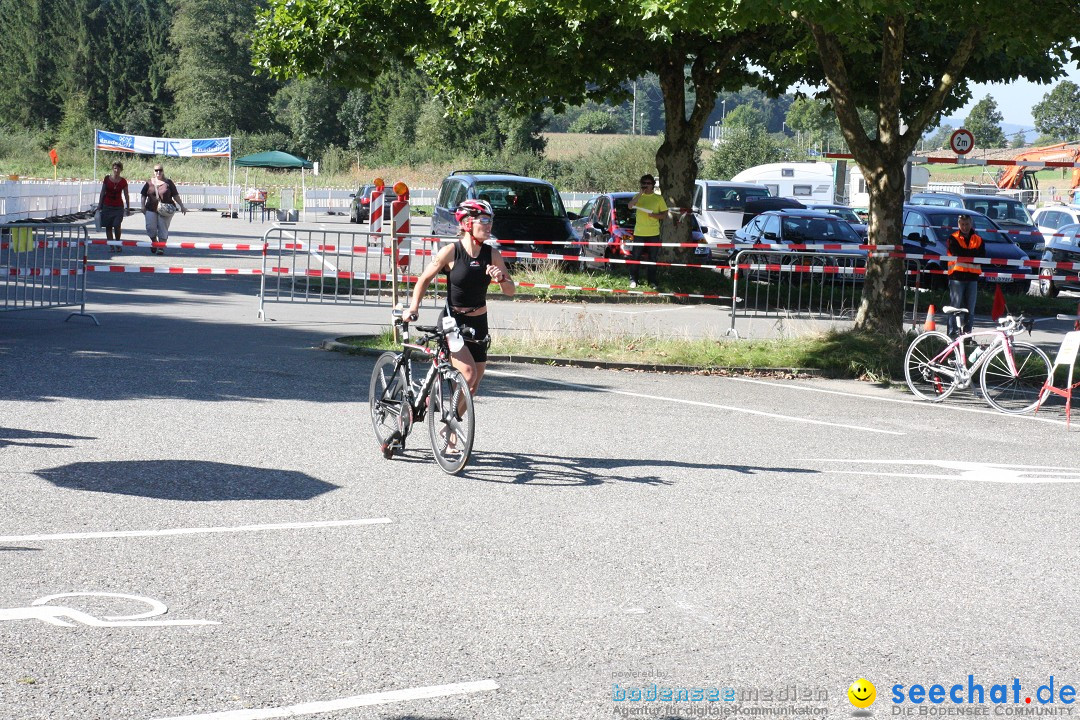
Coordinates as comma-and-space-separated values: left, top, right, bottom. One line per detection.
542, 132, 662, 160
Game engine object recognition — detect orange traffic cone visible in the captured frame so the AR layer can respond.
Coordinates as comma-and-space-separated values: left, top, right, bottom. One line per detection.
924, 304, 936, 332
991, 284, 1006, 322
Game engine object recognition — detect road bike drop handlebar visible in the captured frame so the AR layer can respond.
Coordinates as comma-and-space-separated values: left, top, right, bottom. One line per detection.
390, 307, 479, 344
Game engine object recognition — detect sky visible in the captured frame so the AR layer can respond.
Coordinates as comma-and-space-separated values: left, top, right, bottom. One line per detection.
951, 61, 1080, 128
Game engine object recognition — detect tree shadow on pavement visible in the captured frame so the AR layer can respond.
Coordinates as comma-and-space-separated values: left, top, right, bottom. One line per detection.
462, 452, 820, 487
0, 427, 96, 449
34, 460, 339, 501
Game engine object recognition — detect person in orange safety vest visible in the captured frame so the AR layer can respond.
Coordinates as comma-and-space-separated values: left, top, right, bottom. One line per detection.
946, 213, 985, 338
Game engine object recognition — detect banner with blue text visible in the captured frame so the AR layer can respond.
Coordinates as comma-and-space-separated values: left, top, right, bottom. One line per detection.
95, 130, 231, 157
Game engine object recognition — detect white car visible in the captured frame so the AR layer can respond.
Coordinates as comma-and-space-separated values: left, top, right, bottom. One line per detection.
1032, 205, 1080, 242
691, 180, 772, 262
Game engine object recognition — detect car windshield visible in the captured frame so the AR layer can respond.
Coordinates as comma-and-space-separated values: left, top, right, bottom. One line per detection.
474, 181, 566, 218
964, 198, 1034, 226
612, 197, 635, 228
816, 207, 861, 224
706, 186, 771, 212
927, 212, 1009, 243
780, 215, 861, 243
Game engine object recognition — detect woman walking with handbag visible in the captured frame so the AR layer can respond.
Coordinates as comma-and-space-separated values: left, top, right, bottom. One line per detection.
98, 161, 130, 253
140, 164, 187, 255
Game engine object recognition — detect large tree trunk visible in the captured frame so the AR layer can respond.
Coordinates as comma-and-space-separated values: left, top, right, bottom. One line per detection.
654, 53, 718, 259
854, 159, 907, 334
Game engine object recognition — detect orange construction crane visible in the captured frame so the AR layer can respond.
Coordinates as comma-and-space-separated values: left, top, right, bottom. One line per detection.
996, 142, 1080, 203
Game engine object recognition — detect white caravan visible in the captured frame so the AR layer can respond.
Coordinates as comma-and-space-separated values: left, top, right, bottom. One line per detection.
731, 162, 836, 203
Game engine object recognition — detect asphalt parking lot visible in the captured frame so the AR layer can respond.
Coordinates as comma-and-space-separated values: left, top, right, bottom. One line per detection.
3, 214, 1080, 720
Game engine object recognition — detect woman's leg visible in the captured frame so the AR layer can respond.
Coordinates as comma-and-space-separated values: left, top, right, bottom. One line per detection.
145, 211, 158, 252
104, 225, 116, 252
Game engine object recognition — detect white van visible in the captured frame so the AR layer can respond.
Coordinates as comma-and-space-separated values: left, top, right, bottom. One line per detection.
730, 162, 836, 203
692, 180, 772, 256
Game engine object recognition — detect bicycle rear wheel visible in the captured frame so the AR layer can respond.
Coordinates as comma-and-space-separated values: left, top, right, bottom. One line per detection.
369, 352, 408, 457
427, 368, 475, 475
979, 341, 1051, 414
904, 331, 961, 402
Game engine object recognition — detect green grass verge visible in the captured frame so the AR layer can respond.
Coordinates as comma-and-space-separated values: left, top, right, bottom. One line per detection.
508, 260, 729, 300
342, 326, 908, 382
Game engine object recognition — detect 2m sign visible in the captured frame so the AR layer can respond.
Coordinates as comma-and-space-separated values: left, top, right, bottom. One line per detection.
950, 129, 975, 155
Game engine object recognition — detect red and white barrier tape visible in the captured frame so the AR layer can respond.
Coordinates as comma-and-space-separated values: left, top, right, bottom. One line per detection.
91, 240, 266, 251
85, 265, 264, 275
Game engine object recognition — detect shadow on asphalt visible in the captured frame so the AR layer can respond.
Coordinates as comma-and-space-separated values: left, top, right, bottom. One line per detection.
0, 427, 96, 449
34, 460, 339, 501
461, 453, 819, 487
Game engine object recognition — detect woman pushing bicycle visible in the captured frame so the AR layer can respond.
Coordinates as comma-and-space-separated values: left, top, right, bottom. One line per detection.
403, 199, 515, 396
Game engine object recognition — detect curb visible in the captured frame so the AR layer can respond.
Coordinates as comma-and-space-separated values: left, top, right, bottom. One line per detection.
319, 338, 825, 378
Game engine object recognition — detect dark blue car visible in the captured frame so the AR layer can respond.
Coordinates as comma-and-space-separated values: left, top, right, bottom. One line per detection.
901, 206, 1034, 293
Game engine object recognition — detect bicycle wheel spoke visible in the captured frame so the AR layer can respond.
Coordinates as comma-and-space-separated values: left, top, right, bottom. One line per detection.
904, 331, 960, 402
979, 342, 1051, 414
428, 369, 475, 474
369, 352, 408, 452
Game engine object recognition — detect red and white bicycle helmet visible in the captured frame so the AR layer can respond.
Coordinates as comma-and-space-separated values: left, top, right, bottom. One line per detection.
454, 198, 494, 225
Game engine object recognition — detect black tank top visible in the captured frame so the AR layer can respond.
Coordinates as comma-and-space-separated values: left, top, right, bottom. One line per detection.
447, 241, 492, 310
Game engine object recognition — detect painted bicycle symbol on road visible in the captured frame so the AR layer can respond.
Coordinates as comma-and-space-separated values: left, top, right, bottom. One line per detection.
0, 592, 218, 628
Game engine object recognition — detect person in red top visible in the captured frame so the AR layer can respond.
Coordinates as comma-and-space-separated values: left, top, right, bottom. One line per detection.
98, 161, 130, 253
946, 213, 986, 337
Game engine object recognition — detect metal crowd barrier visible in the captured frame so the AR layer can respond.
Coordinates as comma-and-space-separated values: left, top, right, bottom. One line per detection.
258, 226, 448, 318
1, 223, 97, 323
727, 249, 870, 337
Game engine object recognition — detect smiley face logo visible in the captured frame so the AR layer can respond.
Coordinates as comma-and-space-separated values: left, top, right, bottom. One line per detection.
848, 678, 876, 708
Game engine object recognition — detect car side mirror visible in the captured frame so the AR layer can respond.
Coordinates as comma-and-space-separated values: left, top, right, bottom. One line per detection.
692, 205, 701, 214
567, 212, 579, 221
763, 231, 779, 240
348, 193, 355, 198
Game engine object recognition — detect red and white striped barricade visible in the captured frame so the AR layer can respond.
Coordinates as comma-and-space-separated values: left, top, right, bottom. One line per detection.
368, 187, 384, 235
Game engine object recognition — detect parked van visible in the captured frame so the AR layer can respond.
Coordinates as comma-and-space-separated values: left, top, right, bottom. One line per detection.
691, 180, 771, 261
730, 162, 836, 203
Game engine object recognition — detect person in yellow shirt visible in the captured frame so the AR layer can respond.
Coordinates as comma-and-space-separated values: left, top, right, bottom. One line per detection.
626, 173, 668, 288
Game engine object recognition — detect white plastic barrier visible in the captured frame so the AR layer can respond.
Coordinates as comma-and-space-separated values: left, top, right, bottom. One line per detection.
0, 180, 100, 224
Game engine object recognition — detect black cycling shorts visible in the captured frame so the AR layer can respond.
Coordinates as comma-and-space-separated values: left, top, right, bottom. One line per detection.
448, 309, 490, 363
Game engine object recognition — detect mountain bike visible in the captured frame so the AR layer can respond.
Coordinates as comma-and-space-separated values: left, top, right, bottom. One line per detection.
369, 309, 479, 474
904, 307, 1051, 414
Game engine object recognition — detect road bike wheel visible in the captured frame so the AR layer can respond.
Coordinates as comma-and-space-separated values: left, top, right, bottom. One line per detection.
904, 331, 960, 402
427, 368, 475, 475
979, 341, 1052, 414
369, 352, 408, 457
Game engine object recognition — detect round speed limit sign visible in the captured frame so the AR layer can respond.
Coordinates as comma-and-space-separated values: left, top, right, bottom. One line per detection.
950, 128, 975, 155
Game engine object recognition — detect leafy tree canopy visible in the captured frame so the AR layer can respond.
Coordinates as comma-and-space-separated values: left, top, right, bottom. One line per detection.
1032, 80, 1080, 141
964, 96, 1007, 149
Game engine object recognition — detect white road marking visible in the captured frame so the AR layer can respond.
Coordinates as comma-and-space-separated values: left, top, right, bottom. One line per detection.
1, 592, 218, 627
0, 518, 391, 543
150, 679, 500, 720
805, 459, 1080, 484
488, 370, 903, 435
723, 375, 1067, 425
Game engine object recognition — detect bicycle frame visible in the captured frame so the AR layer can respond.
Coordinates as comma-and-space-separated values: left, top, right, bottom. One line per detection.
929, 325, 1018, 390
396, 322, 452, 425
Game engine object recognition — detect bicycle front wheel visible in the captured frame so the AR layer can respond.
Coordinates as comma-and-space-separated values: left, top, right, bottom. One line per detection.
904, 331, 961, 402
427, 368, 475, 475
979, 341, 1051, 414
369, 352, 408, 456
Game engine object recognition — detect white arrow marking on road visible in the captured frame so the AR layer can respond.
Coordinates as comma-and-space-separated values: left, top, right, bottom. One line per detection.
149, 679, 500, 719
805, 459, 1080, 484
489, 370, 903, 435
0, 518, 391, 543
